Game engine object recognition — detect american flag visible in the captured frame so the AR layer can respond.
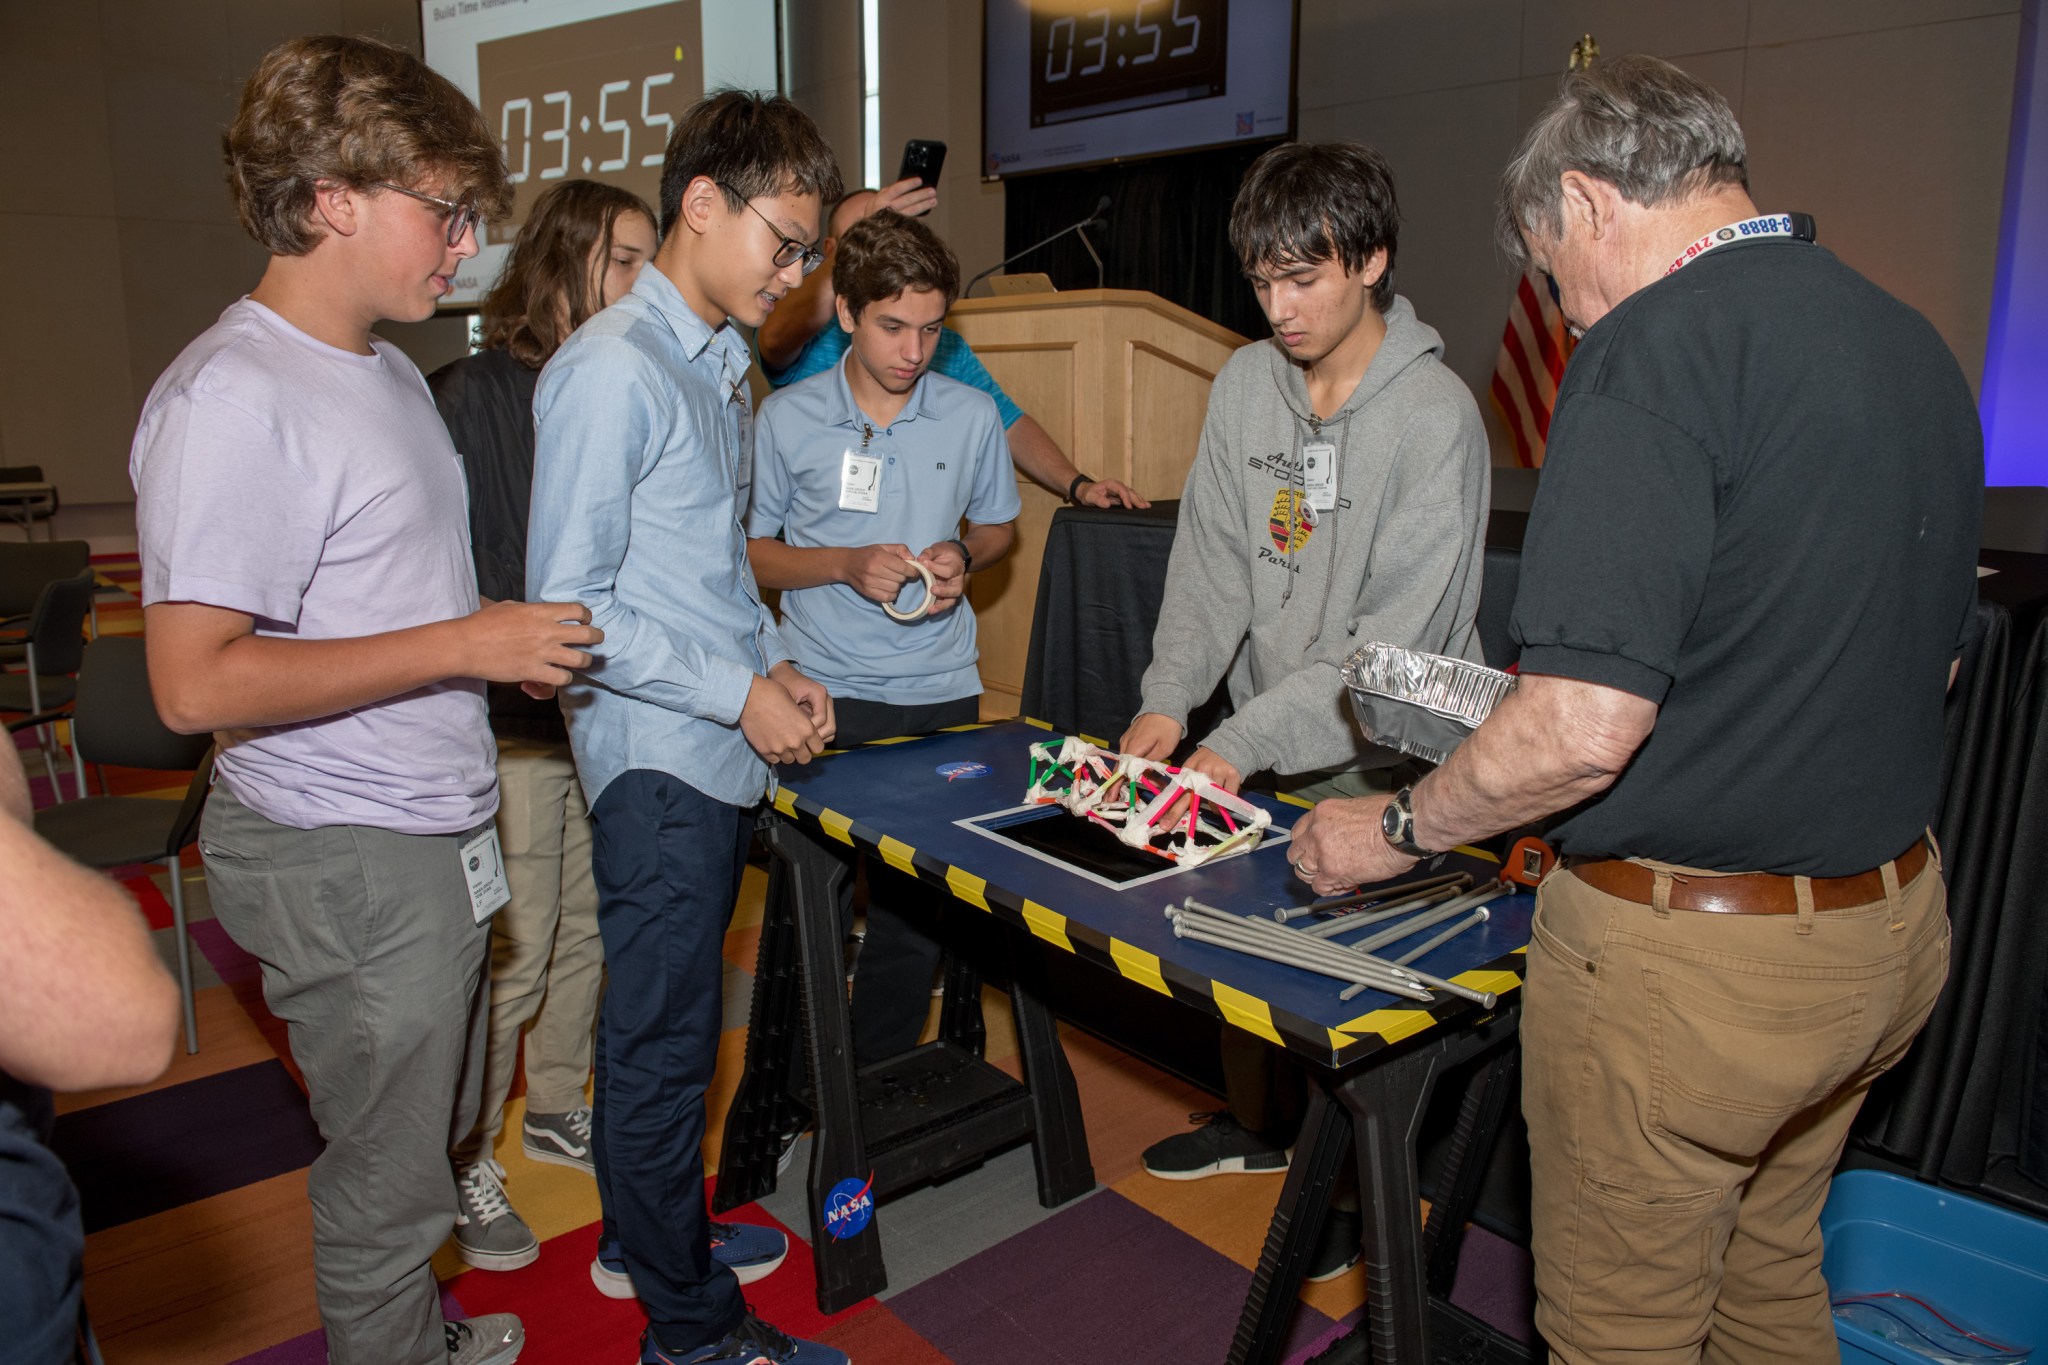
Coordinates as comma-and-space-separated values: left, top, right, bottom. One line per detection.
1489, 271, 1574, 468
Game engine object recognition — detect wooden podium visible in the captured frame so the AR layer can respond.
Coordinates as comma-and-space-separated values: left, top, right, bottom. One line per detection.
948, 288, 1249, 718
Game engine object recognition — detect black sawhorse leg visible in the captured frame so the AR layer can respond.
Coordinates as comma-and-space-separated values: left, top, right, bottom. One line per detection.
718, 814, 1095, 1313
1228, 1005, 1523, 1365
716, 817, 887, 1308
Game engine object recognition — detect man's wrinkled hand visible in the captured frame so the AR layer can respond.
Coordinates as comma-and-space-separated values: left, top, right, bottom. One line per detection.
1288, 796, 1417, 898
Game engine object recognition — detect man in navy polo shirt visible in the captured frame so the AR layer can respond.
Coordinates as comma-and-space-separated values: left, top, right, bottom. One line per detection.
747, 208, 1019, 1064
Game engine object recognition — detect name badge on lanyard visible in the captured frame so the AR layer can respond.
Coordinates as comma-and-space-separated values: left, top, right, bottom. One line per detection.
840, 450, 882, 513
460, 826, 511, 924
1302, 442, 1338, 512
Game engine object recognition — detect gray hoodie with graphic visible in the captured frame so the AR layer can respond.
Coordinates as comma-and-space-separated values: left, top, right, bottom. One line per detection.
1136, 294, 1489, 781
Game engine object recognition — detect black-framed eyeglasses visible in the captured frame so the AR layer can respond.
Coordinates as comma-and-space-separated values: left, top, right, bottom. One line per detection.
720, 184, 824, 275
372, 181, 482, 247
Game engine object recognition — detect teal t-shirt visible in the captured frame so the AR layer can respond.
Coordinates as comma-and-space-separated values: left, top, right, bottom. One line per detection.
763, 324, 1025, 429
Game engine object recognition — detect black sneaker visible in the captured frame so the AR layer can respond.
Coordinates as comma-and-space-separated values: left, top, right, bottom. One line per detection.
1140, 1110, 1291, 1180
1305, 1208, 1362, 1282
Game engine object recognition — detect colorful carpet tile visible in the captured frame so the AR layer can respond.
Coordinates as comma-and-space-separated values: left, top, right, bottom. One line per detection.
51, 859, 1537, 1363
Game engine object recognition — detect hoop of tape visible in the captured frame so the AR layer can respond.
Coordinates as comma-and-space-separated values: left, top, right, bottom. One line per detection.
882, 556, 938, 623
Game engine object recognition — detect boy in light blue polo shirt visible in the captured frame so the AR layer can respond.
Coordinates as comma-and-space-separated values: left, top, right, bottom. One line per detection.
748, 208, 1019, 1063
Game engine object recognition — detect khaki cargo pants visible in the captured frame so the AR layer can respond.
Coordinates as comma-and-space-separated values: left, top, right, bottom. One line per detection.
1523, 849, 1950, 1363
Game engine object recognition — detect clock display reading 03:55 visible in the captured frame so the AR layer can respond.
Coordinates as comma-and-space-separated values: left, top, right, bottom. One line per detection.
475, 1, 703, 240
1028, 0, 1229, 128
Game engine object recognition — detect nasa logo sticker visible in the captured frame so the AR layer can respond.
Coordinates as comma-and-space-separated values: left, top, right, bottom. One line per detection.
936, 760, 991, 781
823, 1174, 876, 1240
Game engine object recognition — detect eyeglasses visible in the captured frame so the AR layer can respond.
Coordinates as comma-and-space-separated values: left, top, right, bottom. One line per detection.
371, 182, 482, 247
720, 184, 824, 275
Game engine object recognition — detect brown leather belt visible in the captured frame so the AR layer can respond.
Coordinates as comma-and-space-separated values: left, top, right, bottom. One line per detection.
1566, 838, 1929, 915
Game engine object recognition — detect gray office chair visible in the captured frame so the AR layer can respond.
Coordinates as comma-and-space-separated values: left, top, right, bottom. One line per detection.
0, 539, 93, 664
0, 570, 93, 792
28, 637, 215, 1053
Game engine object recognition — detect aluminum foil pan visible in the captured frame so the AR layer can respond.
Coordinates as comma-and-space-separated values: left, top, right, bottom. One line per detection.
1339, 642, 1516, 765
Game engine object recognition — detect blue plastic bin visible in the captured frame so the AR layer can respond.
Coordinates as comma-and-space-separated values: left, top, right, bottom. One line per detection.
1821, 1170, 2048, 1364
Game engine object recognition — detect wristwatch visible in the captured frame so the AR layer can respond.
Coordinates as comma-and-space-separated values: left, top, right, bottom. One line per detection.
1381, 786, 1433, 858
946, 537, 973, 572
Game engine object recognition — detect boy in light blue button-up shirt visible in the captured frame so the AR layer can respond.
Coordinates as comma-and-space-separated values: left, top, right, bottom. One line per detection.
527, 92, 850, 1365
747, 209, 1018, 1065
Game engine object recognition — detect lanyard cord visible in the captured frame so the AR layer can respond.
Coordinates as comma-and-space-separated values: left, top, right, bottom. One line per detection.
1665, 212, 1816, 276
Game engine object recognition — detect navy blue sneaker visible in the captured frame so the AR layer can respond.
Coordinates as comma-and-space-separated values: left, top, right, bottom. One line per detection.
637, 1313, 848, 1364
709, 1221, 788, 1285
592, 1223, 789, 1300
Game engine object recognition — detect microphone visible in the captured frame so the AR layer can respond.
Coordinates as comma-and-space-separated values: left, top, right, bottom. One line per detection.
966, 196, 1112, 296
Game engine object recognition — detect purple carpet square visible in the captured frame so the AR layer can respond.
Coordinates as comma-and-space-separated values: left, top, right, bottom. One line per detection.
191, 915, 264, 987
1447, 1221, 1536, 1343
890, 1189, 1334, 1363
1281, 1222, 1537, 1363
53, 1059, 323, 1232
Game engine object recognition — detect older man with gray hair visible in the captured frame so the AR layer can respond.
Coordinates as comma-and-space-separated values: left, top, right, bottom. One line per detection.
1287, 54, 1981, 1362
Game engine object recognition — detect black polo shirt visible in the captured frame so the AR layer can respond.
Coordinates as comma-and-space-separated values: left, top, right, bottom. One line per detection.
1510, 237, 1982, 875
428, 347, 565, 743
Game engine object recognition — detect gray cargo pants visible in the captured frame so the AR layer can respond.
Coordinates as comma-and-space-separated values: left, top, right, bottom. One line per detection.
199, 786, 491, 1365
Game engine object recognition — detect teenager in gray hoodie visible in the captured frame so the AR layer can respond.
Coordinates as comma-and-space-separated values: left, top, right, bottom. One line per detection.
1126, 142, 1489, 1272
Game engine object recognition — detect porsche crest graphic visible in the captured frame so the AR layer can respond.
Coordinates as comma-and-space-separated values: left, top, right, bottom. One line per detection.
1269, 488, 1314, 555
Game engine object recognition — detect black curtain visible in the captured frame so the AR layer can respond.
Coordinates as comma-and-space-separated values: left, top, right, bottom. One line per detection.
994, 142, 1272, 340
1854, 554, 2048, 1216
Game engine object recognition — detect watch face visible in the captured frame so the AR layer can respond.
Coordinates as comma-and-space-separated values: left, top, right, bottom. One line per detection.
1382, 801, 1403, 837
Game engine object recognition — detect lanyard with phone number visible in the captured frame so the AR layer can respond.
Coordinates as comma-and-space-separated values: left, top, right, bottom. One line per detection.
1665, 212, 1816, 276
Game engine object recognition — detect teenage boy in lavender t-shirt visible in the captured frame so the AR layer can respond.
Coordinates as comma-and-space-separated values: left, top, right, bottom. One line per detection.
128, 37, 598, 1365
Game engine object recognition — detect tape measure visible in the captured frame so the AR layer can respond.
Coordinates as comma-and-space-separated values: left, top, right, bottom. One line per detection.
1502, 836, 1556, 888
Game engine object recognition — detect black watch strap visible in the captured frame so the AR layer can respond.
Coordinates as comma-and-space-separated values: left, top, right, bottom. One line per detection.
947, 537, 972, 572
1382, 785, 1432, 858
1066, 473, 1093, 503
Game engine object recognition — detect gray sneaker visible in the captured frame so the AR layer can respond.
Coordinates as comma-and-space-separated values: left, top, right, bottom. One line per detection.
445, 1312, 524, 1364
522, 1105, 595, 1176
453, 1159, 539, 1271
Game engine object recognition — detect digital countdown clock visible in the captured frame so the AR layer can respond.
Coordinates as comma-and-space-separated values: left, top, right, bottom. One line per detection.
474, 1, 699, 245
1028, 0, 1229, 127
421, 0, 776, 307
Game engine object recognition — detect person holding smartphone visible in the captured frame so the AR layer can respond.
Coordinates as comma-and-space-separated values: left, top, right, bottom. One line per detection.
756, 167, 1147, 511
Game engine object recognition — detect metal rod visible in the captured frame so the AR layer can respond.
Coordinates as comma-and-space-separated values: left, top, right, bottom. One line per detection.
1298, 880, 1472, 939
1170, 904, 1436, 995
1344, 886, 1501, 954
1338, 908, 1497, 1002
1271, 870, 1469, 922
1174, 915, 1433, 993
1171, 918, 1436, 1002
1170, 901, 1432, 984
1394, 908, 1492, 967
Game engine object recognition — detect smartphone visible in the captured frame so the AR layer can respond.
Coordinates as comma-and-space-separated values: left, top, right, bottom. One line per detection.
898, 139, 947, 197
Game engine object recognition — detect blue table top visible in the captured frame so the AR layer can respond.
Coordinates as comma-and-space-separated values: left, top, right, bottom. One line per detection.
773, 719, 1528, 1068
